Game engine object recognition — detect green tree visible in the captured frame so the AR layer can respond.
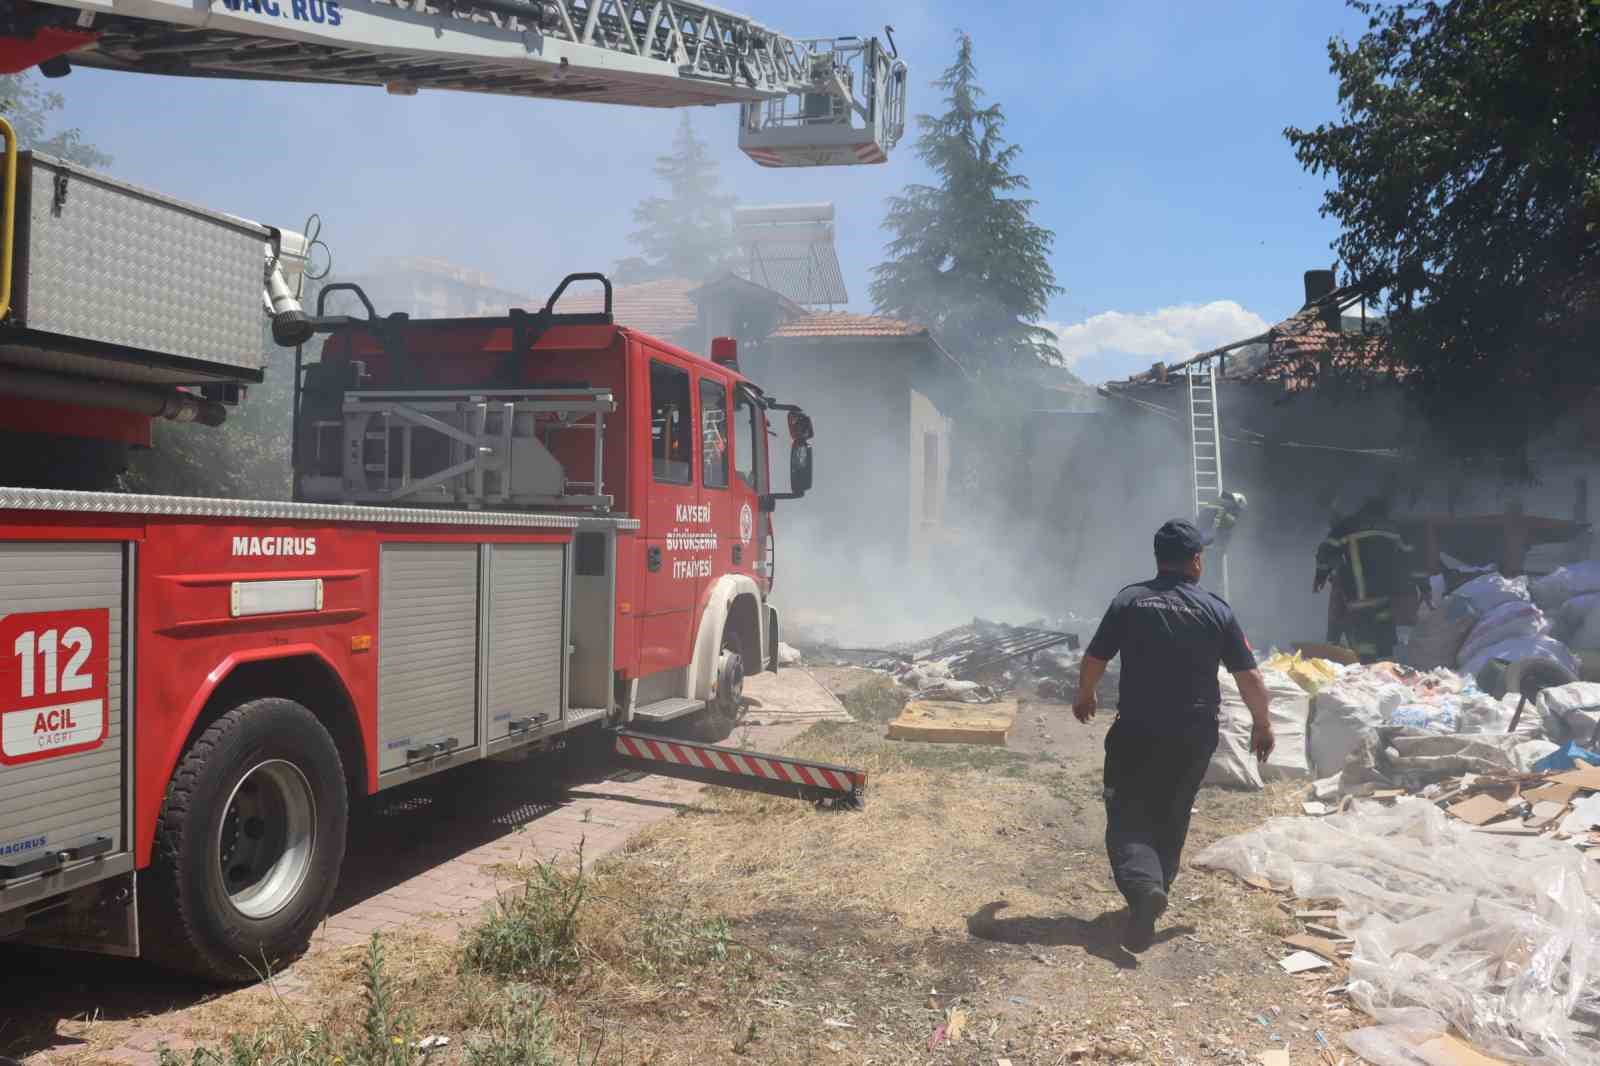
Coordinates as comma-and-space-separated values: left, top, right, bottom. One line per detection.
870, 32, 1062, 378
0, 73, 111, 167
1286, 0, 1600, 474
615, 113, 735, 283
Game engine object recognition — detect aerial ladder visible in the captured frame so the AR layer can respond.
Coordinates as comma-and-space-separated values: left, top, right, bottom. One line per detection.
0, 0, 909, 167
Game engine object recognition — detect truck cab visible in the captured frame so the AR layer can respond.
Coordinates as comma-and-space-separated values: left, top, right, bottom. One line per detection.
294, 274, 814, 737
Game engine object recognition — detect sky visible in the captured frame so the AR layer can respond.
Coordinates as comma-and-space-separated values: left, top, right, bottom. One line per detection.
44, 0, 1373, 384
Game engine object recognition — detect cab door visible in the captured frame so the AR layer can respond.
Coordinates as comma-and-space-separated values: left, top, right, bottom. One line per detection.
732, 384, 772, 592
639, 354, 703, 675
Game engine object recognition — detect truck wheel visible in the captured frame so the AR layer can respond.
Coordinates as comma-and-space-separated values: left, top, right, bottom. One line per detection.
707, 631, 747, 740
142, 697, 348, 983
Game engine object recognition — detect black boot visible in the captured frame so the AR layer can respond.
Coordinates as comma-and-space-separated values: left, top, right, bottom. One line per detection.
1122, 886, 1168, 953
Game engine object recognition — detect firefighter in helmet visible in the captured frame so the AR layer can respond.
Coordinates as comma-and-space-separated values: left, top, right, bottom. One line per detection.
1313, 495, 1429, 663
1200, 490, 1247, 555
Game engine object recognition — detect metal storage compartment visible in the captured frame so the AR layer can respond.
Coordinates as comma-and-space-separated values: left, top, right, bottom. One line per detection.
0, 542, 127, 909
483, 543, 567, 745
2, 152, 270, 387
378, 543, 479, 774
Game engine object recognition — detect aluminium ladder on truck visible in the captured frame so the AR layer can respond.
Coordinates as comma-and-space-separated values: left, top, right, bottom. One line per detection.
1186, 357, 1228, 599
4, 0, 908, 167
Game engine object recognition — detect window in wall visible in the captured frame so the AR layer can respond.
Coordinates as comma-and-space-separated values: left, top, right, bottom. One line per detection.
923, 431, 940, 520
700, 379, 729, 489
651, 361, 693, 484
734, 388, 763, 491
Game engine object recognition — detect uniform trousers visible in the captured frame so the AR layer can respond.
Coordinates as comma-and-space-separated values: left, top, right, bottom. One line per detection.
1102, 712, 1219, 903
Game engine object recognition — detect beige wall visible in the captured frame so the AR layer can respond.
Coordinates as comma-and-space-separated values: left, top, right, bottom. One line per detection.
907, 387, 952, 565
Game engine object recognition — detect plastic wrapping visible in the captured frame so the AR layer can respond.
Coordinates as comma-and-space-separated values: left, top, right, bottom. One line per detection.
1195, 800, 1600, 1063
1452, 573, 1530, 618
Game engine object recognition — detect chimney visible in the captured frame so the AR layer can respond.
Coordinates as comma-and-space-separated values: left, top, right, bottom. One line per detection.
1303, 269, 1336, 308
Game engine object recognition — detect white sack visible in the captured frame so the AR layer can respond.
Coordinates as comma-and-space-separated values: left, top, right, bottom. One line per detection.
1538, 682, 1600, 745
1260, 668, 1313, 782
1450, 572, 1528, 618
1401, 601, 1477, 671
1459, 634, 1582, 681
1206, 669, 1263, 790
1308, 674, 1409, 778
1531, 560, 1600, 611
1456, 600, 1549, 669
1196, 800, 1600, 1063
1556, 591, 1600, 642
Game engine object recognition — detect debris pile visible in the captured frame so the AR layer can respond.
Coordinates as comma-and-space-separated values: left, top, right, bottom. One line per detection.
1196, 797, 1600, 1064
1406, 568, 1586, 684
824, 617, 1083, 704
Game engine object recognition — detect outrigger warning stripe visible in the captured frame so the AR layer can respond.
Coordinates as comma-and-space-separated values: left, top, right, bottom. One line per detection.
612, 730, 866, 801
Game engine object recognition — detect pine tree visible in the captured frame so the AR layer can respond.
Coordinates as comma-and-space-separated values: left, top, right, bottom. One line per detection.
870, 33, 1062, 377
616, 113, 735, 283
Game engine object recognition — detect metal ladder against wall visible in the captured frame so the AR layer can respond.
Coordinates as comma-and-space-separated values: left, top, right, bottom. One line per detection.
1186, 358, 1229, 598
1187, 359, 1223, 518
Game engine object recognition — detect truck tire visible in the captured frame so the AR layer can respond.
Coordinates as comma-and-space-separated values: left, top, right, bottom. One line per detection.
142, 697, 348, 983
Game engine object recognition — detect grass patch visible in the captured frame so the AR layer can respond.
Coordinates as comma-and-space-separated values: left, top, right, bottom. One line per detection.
461, 845, 587, 982
160, 936, 421, 1066
837, 675, 907, 724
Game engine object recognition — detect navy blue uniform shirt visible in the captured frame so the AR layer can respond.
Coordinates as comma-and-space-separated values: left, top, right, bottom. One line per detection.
1086, 572, 1256, 726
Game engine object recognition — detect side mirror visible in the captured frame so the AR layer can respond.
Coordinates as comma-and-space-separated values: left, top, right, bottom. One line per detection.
790, 441, 813, 496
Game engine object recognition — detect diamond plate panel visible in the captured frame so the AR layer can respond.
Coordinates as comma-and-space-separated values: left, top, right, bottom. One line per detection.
20, 155, 268, 374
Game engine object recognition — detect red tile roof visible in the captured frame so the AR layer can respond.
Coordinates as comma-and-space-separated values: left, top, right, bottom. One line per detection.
1105, 285, 1394, 394
769, 312, 926, 339
554, 278, 700, 341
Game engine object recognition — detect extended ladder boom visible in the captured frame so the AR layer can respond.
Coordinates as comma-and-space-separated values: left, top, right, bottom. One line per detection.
6, 0, 908, 166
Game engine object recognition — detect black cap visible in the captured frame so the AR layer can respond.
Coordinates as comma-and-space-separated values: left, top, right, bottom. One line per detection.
1154, 518, 1213, 561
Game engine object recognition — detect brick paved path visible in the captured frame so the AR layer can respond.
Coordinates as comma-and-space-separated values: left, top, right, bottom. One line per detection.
7, 668, 850, 1065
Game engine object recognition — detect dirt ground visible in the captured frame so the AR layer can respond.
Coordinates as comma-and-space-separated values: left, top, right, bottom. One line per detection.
4, 666, 1362, 1065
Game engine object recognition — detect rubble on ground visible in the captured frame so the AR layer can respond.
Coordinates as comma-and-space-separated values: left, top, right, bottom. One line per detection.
806, 616, 1086, 705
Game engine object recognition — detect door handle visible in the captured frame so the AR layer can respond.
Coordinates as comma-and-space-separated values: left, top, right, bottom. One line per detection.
647, 546, 662, 572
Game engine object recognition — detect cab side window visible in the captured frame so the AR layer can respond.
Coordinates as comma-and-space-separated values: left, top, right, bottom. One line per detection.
651, 361, 693, 484
700, 379, 729, 489
734, 388, 763, 491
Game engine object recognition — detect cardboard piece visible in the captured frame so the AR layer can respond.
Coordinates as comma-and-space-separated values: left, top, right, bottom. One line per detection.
1524, 781, 1581, 807
1447, 794, 1511, 826
1279, 950, 1332, 974
1415, 1033, 1513, 1066
1255, 1052, 1291, 1066
1372, 788, 1407, 800
1283, 934, 1343, 962
1550, 766, 1600, 792
886, 700, 1016, 746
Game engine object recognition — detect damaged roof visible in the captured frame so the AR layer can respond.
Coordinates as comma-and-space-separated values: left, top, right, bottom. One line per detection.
1104, 284, 1394, 394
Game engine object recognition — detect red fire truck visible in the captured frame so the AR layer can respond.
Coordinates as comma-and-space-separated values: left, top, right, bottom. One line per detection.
0, 130, 861, 982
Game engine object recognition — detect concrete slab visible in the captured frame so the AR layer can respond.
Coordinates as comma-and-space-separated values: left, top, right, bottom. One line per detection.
743, 666, 854, 725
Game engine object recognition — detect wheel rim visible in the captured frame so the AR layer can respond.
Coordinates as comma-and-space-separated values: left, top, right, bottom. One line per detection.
722, 650, 745, 712
216, 759, 317, 920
